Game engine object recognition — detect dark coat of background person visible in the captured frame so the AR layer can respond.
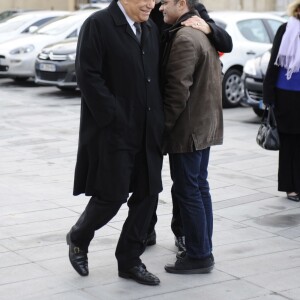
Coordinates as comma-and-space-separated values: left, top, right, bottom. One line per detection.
263, 22, 300, 134
263, 20, 300, 195
73, 3, 165, 201
150, 2, 233, 53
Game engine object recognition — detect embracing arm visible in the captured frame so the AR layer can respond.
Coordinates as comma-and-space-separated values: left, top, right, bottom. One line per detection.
182, 3, 233, 53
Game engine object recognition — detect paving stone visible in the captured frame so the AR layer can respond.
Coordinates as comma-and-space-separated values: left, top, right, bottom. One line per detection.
216, 248, 300, 277
0, 276, 75, 300
215, 197, 294, 222
245, 267, 300, 292
1, 80, 300, 299
0, 263, 51, 285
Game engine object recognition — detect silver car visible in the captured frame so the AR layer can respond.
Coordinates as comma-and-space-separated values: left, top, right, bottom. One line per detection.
35, 38, 78, 91
0, 10, 95, 81
0, 10, 68, 44
209, 11, 285, 108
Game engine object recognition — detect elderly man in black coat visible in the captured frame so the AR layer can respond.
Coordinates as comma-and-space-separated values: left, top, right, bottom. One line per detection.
66, 0, 164, 286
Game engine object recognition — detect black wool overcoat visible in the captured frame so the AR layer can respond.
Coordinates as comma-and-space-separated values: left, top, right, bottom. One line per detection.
73, 1, 164, 201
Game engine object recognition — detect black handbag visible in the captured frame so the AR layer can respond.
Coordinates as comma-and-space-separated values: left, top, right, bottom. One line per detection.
256, 106, 280, 150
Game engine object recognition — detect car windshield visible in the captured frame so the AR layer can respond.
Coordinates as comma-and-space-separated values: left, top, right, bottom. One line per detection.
0, 14, 34, 33
0, 10, 17, 22
237, 19, 270, 43
36, 14, 86, 36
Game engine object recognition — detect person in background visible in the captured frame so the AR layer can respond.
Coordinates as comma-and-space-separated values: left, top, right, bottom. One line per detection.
146, 0, 232, 252
159, 0, 223, 274
263, 0, 300, 202
67, 0, 164, 286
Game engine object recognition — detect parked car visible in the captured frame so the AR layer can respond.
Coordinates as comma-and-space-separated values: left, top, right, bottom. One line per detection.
0, 9, 35, 22
0, 10, 69, 44
209, 11, 285, 108
35, 38, 77, 90
0, 10, 95, 81
242, 49, 271, 116
79, 1, 111, 10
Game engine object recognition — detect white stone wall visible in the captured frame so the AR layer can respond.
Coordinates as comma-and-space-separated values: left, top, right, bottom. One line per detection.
0, 0, 78, 11
0, 0, 295, 12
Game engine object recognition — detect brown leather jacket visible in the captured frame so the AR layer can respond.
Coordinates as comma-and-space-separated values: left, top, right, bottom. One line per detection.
162, 12, 224, 154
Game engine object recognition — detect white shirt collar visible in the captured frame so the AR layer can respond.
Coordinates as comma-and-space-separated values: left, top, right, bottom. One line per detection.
117, 1, 137, 34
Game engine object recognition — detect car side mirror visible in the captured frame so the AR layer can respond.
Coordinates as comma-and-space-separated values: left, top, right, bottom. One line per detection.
28, 26, 38, 33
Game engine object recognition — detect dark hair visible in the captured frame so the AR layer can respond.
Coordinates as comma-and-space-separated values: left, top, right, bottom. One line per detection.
174, 0, 198, 10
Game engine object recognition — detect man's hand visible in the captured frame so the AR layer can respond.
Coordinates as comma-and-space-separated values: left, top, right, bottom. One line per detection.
181, 16, 211, 35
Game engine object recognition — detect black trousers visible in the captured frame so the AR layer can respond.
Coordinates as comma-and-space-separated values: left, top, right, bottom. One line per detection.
278, 133, 300, 193
70, 147, 158, 271
148, 193, 184, 237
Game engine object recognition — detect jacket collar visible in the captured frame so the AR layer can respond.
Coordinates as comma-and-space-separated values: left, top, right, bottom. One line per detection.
163, 10, 198, 41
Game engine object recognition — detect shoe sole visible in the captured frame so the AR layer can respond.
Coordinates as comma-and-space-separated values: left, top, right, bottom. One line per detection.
287, 197, 300, 202
164, 265, 214, 274
66, 233, 89, 277
118, 272, 160, 286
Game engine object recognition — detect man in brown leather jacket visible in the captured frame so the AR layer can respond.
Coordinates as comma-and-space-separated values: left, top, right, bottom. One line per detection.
146, 0, 232, 253
159, 0, 223, 274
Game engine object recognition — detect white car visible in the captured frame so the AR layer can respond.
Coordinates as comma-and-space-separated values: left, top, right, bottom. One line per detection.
79, 1, 111, 10
209, 11, 286, 108
0, 10, 69, 44
0, 10, 96, 81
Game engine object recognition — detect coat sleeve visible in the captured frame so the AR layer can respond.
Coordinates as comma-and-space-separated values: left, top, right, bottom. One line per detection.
76, 17, 116, 128
263, 23, 286, 105
163, 33, 197, 134
195, 3, 233, 53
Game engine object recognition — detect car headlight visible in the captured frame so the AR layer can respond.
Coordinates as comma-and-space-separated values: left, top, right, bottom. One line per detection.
243, 59, 257, 76
260, 51, 271, 76
68, 53, 76, 61
10, 44, 35, 55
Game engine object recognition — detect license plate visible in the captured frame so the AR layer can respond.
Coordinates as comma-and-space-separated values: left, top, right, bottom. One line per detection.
39, 63, 56, 72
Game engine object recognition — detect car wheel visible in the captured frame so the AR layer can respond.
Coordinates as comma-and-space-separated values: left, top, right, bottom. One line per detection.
222, 69, 244, 108
253, 107, 264, 117
57, 86, 76, 92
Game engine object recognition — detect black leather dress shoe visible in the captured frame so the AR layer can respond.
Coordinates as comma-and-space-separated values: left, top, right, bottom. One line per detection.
66, 231, 89, 276
165, 255, 214, 274
145, 230, 156, 246
175, 236, 186, 251
119, 263, 160, 285
287, 194, 300, 202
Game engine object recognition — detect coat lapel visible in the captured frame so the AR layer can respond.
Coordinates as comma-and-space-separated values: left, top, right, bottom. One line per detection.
108, 0, 153, 46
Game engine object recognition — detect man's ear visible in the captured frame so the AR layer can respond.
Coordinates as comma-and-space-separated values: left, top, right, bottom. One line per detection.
178, 0, 187, 9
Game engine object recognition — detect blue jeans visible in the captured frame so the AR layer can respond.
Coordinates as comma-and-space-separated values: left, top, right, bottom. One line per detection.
169, 148, 213, 259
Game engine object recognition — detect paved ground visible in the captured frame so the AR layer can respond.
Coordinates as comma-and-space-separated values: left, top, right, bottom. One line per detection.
0, 78, 300, 300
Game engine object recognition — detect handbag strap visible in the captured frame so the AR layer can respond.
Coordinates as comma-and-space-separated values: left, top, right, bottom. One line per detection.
268, 106, 277, 127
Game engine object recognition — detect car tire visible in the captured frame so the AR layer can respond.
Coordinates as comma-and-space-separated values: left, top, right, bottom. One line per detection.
253, 107, 264, 117
222, 68, 244, 108
57, 86, 76, 92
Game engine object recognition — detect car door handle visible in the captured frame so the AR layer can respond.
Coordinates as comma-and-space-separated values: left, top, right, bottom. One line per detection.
246, 51, 256, 55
